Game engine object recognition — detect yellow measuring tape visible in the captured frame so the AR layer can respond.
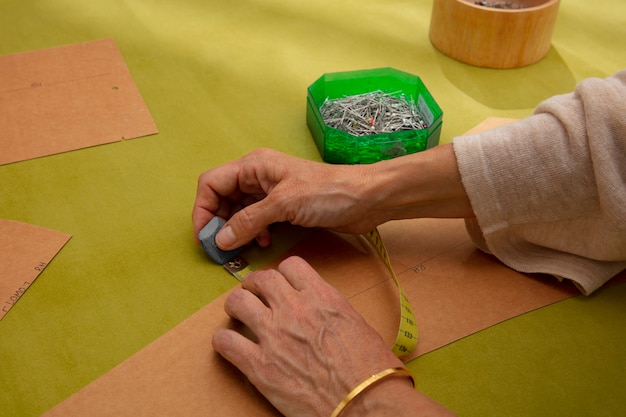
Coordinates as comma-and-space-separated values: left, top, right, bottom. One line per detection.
363, 228, 418, 357
222, 228, 418, 357
223, 256, 254, 281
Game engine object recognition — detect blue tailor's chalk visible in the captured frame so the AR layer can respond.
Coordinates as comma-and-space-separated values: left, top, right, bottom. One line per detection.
198, 217, 242, 264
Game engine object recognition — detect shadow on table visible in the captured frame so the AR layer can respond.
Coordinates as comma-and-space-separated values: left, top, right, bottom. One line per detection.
435, 46, 577, 110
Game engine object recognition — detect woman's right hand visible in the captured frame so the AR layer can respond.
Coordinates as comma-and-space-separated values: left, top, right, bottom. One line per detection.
192, 148, 385, 250
192, 144, 473, 251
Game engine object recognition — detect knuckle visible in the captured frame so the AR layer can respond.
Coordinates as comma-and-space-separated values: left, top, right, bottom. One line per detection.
196, 169, 213, 188
235, 209, 256, 233
250, 147, 273, 159
250, 269, 280, 289
278, 255, 302, 269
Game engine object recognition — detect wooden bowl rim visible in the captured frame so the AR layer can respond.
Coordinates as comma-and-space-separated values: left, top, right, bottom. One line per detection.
455, 0, 559, 13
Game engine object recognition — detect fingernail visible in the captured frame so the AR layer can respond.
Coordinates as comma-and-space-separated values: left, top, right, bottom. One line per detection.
216, 225, 236, 249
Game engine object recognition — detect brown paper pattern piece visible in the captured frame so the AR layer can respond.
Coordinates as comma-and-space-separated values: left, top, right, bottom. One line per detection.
0, 38, 158, 166
0, 219, 71, 320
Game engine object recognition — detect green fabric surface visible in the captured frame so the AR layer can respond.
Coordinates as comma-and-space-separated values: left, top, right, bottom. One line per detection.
0, 1, 624, 416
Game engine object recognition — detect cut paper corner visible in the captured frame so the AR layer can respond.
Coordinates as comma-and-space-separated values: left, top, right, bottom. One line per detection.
0, 38, 158, 166
0, 219, 71, 320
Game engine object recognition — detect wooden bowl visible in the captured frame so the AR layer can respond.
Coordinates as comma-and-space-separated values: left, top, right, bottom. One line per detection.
429, 0, 560, 68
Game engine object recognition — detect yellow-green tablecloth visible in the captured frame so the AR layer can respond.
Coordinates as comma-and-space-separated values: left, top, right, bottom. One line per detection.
1, 1, 625, 416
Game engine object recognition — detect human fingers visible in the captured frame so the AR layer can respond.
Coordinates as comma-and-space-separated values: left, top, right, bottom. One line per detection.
216, 257, 418, 417
214, 166, 368, 250
212, 328, 259, 375
213, 287, 269, 380
223, 286, 268, 330
214, 198, 284, 250
275, 256, 322, 292
193, 149, 282, 241
192, 161, 243, 242
240, 268, 296, 308
196, 147, 379, 250
194, 149, 291, 248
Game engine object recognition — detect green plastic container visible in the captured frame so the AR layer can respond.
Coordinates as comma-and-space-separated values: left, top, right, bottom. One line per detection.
306, 67, 443, 164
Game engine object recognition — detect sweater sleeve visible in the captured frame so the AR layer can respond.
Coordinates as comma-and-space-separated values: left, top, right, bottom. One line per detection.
452, 70, 626, 295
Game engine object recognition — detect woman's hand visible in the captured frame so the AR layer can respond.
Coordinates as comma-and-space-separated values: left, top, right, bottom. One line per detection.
212, 256, 456, 417
192, 148, 382, 250
192, 145, 473, 251
212, 256, 406, 417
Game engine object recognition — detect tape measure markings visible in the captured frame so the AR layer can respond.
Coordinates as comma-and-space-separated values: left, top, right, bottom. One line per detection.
364, 229, 418, 357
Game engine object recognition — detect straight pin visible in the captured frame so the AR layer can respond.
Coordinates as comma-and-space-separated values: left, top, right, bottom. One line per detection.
320, 91, 427, 137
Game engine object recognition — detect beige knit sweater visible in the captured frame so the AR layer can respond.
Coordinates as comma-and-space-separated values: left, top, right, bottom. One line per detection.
453, 70, 626, 295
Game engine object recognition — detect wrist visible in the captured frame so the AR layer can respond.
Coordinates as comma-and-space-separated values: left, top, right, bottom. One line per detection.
329, 367, 414, 417
364, 143, 474, 221
339, 372, 416, 417
339, 371, 457, 417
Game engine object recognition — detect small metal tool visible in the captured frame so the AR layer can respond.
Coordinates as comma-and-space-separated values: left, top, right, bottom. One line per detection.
198, 217, 253, 280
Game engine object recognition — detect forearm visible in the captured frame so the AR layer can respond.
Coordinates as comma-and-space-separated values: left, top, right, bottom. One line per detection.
362, 143, 475, 223
450, 71, 626, 294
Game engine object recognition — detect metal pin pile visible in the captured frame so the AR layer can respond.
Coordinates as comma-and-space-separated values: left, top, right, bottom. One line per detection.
319, 91, 427, 137
474, 1, 522, 9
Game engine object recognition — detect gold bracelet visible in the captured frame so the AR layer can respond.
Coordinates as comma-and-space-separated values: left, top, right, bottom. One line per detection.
329, 367, 415, 417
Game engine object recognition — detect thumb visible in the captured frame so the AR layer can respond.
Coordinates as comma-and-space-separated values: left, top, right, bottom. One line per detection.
215, 201, 278, 250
